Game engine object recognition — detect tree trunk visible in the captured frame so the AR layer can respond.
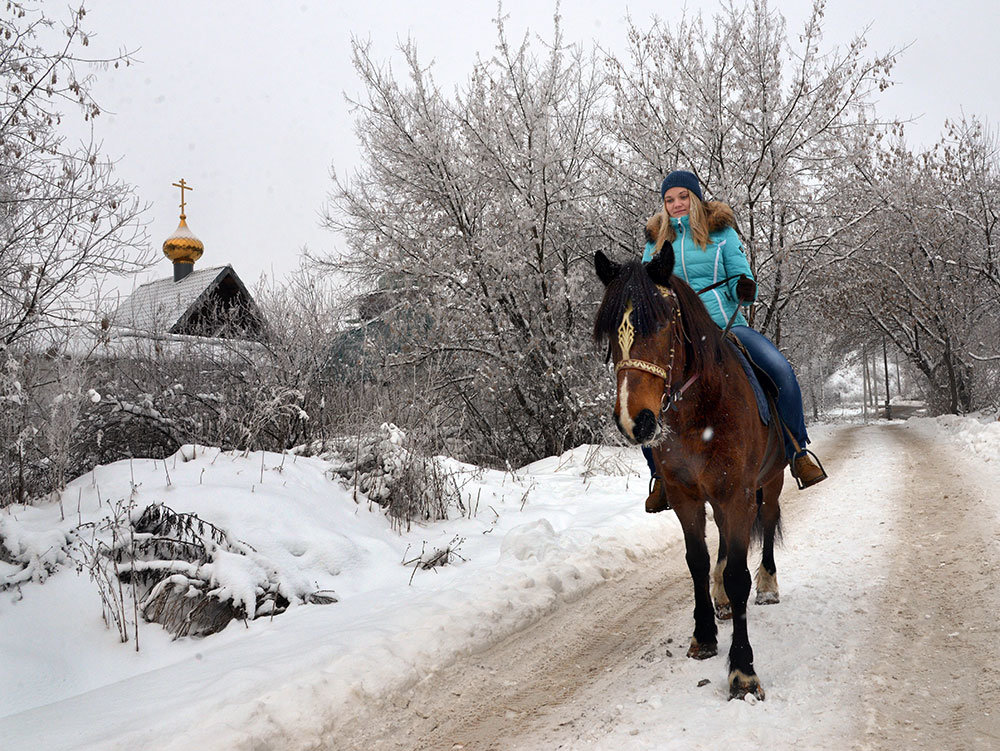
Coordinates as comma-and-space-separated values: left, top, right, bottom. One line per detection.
943, 344, 965, 414
807, 358, 819, 421
871, 353, 878, 406
862, 345, 870, 421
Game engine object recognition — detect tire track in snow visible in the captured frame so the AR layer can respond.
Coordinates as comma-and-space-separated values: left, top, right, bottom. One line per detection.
855, 424, 1000, 751
328, 543, 695, 750
327, 424, 999, 750
328, 426, 864, 750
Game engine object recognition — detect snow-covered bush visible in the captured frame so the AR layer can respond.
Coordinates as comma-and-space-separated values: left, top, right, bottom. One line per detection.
0, 350, 102, 507
0, 513, 74, 589
74, 500, 339, 641
296, 423, 463, 531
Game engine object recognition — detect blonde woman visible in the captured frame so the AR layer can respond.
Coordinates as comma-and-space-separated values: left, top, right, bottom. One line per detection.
641, 171, 826, 512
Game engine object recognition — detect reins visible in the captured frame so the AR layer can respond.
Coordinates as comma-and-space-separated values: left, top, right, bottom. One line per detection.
697, 275, 746, 339
694, 274, 742, 297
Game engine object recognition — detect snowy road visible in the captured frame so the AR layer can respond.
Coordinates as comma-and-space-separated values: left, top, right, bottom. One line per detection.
333, 424, 1000, 751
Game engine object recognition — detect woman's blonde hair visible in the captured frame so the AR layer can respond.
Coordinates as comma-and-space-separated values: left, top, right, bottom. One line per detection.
655, 192, 710, 251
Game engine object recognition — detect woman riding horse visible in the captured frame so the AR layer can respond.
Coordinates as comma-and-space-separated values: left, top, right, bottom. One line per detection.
640, 170, 826, 512
593, 242, 784, 699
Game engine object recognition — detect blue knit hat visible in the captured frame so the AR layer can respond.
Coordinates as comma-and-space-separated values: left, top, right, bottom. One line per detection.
660, 170, 703, 201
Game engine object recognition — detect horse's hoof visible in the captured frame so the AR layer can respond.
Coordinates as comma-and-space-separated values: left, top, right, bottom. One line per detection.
755, 591, 779, 605
714, 602, 732, 620
728, 669, 765, 701
687, 639, 718, 660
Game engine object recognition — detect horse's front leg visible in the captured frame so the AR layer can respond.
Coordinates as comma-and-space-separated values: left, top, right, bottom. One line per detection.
723, 510, 765, 701
673, 500, 718, 660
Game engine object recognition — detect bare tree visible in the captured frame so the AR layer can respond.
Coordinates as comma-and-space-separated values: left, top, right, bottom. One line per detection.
831, 117, 1000, 412
323, 13, 612, 465
1, 2, 148, 503
1, 2, 149, 350
604, 0, 899, 344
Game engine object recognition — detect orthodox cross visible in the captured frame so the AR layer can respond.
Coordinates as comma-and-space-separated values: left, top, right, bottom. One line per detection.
172, 178, 194, 218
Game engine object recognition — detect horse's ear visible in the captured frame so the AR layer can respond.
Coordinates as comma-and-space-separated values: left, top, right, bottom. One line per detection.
594, 250, 620, 287
645, 242, 675, 286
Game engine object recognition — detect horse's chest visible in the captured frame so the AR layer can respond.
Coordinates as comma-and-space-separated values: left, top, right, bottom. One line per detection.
657, 426, 738, 492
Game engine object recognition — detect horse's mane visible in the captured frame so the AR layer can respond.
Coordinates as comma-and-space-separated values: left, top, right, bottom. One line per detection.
593, 261, 671, 342
667, 274, 726, 380
593, 261, 726, 381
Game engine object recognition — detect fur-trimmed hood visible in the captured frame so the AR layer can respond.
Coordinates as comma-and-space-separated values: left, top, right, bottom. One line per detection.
644, 201, 737, 244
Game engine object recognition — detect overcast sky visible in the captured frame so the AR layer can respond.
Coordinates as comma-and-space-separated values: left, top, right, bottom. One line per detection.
68, 0, 997, 293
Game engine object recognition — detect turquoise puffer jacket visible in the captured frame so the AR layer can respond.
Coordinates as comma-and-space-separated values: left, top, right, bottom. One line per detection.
641, 203, 755, 328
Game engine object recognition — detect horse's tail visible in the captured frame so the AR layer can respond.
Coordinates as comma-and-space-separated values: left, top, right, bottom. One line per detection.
751, 487, 783, 547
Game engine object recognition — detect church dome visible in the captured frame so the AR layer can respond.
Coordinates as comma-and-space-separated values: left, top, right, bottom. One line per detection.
163, 216, 204, 265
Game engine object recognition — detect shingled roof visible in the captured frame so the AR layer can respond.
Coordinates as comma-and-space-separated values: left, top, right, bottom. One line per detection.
112, 265, 264, 338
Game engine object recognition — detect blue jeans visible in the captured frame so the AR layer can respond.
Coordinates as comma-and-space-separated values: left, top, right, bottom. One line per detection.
730, 325, 809, 461
641, 325, 809, 476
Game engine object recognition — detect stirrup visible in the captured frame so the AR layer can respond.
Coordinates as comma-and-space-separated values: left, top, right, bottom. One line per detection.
791, 449, 828, 490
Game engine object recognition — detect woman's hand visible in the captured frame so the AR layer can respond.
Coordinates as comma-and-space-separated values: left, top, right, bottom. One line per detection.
736, 275, 756, 303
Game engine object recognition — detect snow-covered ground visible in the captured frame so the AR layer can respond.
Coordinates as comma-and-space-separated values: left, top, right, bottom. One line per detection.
1, 413, 998, 750
1, 438, 671, 750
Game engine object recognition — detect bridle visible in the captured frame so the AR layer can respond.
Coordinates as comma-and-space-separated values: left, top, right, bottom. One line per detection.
614, 286, 699, 414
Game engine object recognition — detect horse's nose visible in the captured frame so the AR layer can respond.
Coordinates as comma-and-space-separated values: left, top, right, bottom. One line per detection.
632, 408, 658, 443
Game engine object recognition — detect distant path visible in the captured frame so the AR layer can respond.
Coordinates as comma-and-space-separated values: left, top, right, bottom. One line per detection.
328, 425, 1000, 750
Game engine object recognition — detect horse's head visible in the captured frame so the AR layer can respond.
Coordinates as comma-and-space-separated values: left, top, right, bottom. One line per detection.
593, 248, 682, 446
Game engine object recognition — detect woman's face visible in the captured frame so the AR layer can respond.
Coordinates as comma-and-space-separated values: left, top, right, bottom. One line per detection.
663, 187, 691, 218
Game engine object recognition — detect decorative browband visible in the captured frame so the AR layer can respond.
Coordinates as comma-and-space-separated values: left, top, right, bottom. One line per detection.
615, 358, 668, 380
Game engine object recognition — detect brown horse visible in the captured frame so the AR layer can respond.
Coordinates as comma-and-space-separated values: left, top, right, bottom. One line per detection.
593, 247, 785, 701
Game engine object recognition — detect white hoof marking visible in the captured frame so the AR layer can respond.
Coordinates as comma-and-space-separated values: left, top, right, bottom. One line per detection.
754, 564, 779, 603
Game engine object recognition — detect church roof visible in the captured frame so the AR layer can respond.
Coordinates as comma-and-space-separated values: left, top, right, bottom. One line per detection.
112, 265, 262, 337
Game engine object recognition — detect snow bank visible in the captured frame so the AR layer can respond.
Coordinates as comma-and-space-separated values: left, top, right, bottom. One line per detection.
0, 441, 675, 750
907, 413, 1000, 464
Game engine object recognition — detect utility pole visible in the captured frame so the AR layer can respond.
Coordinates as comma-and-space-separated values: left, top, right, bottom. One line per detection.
883, 336, 892, 420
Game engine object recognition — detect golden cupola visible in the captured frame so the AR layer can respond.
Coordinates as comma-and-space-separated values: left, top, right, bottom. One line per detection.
163, 178, 204, 282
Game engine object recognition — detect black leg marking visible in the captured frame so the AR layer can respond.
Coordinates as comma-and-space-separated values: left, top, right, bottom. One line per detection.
678, 504, 718, 659
724, 542, 764, 699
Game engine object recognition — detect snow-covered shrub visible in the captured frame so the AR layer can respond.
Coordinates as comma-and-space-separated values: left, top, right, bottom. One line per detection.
0, 350, 100, 507
0, 513, 74, 589
123, 504, 274, 638
402, 535, 467, 584
65, 335, 313, 483
295, 423, 463, 531
73, 500, 338, 642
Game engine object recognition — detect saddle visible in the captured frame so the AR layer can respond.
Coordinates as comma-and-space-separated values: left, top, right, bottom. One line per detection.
723, 335, 773, 425
724, 334, 788, 488
724, 333, 826, 489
